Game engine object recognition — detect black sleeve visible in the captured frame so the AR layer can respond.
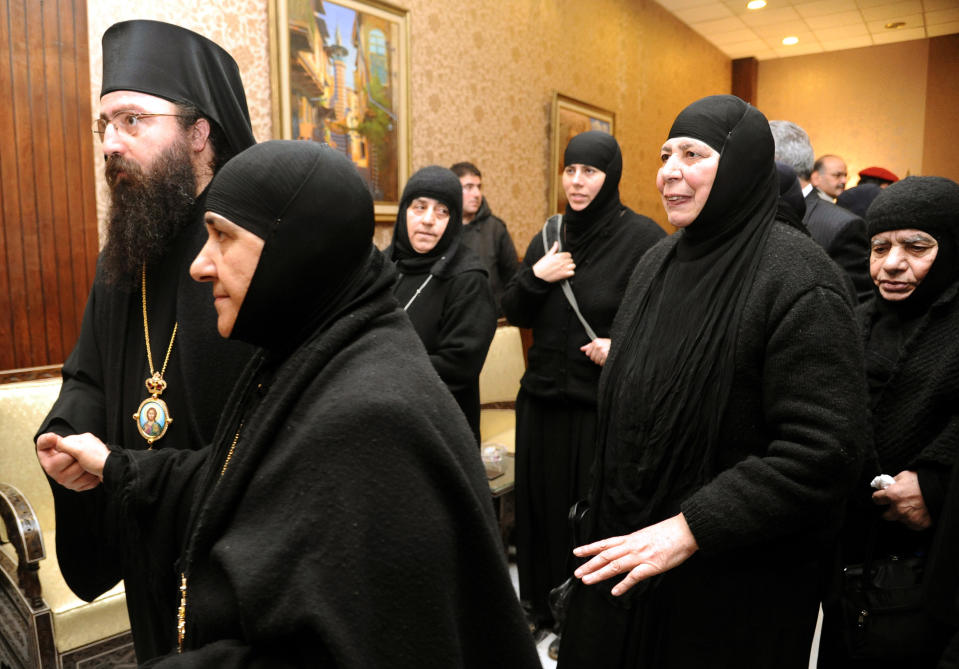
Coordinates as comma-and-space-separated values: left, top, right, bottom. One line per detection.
37, 281, 109, 440
428, 272, 497, 391
682, 286, 866, 553
35, 279, 123, 601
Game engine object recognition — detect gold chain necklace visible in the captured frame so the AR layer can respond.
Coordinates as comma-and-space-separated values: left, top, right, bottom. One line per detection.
177, 424, 242, 652
132, 264, 177, 445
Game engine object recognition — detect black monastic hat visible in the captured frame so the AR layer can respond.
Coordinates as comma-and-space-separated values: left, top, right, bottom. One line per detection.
101, 20, 255, 155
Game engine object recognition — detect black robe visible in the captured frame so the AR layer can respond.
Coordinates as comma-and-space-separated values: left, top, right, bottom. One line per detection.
560, 223, 867, 668
393, 246, 497, 443
36, 193, 253, 660
101, 254, 539, 667
501, 206, 665, 627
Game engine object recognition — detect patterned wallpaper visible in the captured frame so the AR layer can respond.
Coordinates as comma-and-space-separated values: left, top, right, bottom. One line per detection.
87, 0, 731, 248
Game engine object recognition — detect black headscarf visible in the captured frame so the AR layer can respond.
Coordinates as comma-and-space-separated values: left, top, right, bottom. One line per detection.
204, 140, 376, 352
101, 20, 256, 155
862, 177, 959, 395
595, 95, 778, 534
388, 165, 475, 278
562, 131, 624, 252
866, 176, 959, 315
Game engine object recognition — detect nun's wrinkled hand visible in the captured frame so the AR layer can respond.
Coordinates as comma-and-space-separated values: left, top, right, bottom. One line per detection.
532, 241, 575, 283
572, 513, 699, 596
580, 338, 610, 366
872, 470, 931, 530
36, 432, 102, 491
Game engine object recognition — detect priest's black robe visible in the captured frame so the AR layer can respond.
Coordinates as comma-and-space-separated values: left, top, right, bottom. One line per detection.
36, 192, 254, 660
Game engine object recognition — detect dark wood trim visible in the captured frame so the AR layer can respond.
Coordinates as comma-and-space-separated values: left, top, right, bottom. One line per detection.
0, 365, 62, 384
732, 57, 759, 105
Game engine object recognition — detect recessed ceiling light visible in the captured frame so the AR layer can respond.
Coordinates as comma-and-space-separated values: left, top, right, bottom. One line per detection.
747, 0, 766, 9
782, 36, 799, 45
885, 21, 906, 29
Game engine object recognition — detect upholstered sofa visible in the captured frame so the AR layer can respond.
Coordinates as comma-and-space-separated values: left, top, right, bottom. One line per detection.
0, 376, 133, 668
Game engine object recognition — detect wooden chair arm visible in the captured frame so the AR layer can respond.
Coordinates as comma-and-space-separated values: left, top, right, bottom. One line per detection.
0, 481, 46, 608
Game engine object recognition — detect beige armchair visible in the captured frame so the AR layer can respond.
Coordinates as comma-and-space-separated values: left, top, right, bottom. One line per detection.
478, 324, 526, 454
0, 376, 132, 668
478, 325, 526, 553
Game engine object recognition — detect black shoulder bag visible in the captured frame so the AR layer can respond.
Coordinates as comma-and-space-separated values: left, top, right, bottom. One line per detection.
839, 517, 928, 659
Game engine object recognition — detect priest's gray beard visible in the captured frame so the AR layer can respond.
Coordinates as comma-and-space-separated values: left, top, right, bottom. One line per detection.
101, 139, 197, 286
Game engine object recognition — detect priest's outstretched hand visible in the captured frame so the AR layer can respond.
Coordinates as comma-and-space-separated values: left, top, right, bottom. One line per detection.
572, 513, 699, 596
36, 432, 108, 492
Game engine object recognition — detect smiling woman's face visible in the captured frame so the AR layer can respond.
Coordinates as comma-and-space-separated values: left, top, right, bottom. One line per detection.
656, 137, 720, 228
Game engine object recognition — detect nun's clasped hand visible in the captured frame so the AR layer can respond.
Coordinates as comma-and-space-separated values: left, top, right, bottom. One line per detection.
871, 470, 931, 530
572, 513, 699, 596
533, 241, 575, 283
36, 432, 110, 491
580, 337, 611, 366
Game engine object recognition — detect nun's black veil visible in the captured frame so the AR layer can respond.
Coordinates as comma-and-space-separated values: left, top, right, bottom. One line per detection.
204, 140, 378, 354
594, 95, 779, 535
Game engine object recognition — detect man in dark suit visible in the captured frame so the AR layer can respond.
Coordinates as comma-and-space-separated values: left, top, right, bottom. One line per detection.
769, 120, 872, 303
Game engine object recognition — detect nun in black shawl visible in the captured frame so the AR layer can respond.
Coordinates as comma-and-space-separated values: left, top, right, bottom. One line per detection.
818, 177, 959, 667
557, 96, 867, 668
387, 166, 497, 443
48, 141, 539, 668
501, 131, 665, 635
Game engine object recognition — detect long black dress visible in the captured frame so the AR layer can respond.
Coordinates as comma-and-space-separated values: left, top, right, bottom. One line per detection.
559, 96, 867, 668
502, 131, 665, 630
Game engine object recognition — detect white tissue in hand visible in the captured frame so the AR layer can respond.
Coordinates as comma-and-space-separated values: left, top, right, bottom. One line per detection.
870, 474, 896, 490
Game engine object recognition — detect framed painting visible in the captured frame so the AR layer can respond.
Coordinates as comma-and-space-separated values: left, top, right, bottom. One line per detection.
549, 93, 616, 215
270, 0, 411, 222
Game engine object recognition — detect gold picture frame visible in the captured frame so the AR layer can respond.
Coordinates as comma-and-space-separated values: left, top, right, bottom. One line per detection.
549, 92, 616, 215
269, 0, 411, 223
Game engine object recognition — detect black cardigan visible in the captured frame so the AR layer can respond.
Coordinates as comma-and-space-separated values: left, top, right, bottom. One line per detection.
595, 222, 868, 563
857, 279, 959, 519
502, 207, 665, 406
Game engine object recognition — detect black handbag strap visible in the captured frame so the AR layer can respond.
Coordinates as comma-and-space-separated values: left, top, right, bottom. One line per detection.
540, 215, 599, 341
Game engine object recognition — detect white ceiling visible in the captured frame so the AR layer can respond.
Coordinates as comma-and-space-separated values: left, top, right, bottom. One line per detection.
654, 0, 959, 60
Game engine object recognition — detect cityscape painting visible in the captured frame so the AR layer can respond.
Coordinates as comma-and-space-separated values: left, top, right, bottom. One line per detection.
271, 0, 410, 220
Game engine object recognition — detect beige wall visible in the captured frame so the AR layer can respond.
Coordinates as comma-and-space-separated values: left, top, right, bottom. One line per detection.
86, 0, 730, 247
757, 39, 932, 186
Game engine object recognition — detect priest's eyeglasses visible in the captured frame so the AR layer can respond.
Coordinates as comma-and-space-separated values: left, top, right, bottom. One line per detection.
93, 111, 188, 141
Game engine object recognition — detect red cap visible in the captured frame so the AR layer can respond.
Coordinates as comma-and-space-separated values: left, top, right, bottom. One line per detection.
858, 166, 899, 183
